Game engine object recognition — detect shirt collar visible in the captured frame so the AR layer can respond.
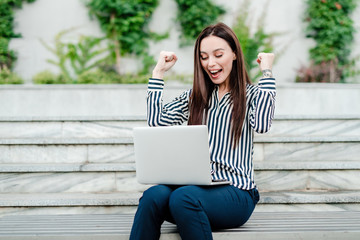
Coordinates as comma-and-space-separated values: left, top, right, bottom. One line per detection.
213, 85, 231, 101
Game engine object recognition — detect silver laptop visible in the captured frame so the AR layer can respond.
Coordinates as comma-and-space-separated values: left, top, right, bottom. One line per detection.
133, 125, 230, 185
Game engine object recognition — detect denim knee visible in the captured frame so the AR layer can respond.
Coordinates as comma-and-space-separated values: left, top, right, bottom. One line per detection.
139, 185, 172, 212
168, 186, 200, 216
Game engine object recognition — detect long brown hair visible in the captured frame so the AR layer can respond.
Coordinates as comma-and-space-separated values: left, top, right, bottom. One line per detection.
188, 22, 251, 146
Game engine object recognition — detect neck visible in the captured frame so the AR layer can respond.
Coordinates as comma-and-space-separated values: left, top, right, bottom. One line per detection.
218, 78, 230, 100
218, 83, 229, 100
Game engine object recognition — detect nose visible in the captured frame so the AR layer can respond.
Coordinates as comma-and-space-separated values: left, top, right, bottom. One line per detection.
208, 56, 216, 68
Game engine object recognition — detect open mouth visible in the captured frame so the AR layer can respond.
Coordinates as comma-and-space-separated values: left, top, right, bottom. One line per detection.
209, 69, 222, 79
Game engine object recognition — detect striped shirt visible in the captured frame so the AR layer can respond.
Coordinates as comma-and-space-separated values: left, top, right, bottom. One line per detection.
147, 77, 276, 190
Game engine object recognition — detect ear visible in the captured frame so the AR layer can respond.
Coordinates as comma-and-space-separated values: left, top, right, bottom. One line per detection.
233, 52, 236, 60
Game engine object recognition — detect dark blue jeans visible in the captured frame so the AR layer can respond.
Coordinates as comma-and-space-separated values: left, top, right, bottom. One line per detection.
129, 184, 259, 240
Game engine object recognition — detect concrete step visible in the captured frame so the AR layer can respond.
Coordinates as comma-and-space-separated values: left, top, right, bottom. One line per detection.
1, 212, 360, 240
1, 116, 359, 139
0, 191, 359, 217
0, 116, 147, 139
1, 136, 359, 164
1, 162, 360, 193
0, 164, 145, 194
0, 138, 135, 164
253, 137, 360, 162
267, 115, 360, 137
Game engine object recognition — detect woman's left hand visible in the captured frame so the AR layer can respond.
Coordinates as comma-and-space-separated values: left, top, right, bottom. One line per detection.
257, 53, 275, 71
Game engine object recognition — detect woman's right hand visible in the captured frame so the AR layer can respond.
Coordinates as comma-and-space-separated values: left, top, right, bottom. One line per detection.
152, 51, 177, 79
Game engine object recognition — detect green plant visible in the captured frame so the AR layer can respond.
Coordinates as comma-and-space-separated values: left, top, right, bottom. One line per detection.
297, 0, 358, 82
77, 69, 148, 84
0, 66, 23, 84
232, 0, 277, 82
296, 60, 343, 83
32, 70, 64, 84
41, 29, 110, 83
40, 29, 73, 83
164, 73, 193, 84
175, 0, 225, 45
67, 35, 109, 79
77, 69, 119, 84
0, 0, 36, 69
0, 38, 16, 69
85, 0, 165, 74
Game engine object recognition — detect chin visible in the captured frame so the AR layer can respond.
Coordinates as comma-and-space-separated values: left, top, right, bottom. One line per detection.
210, 77, 227, 85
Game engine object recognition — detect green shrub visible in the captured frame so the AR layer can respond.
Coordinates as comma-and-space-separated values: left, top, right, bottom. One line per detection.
32, 70, 65, 84
232, 0, 276, 82
297, 0, 358, 82
119, 73, 149, 84
86, 0, 163, 74
77, 69, 118, 84
78, 69, 148, 84
0, 38, 17, 69
0, 0, 36, 69
32, 68, 149, 84
175, 0, 225, 45
0, 67, 23, 84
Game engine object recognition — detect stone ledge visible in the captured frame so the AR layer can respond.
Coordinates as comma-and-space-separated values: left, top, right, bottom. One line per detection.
255, 161, 360, 170
1, 115, 360, 122
261, 191, 360, 204
254, 136, 360, 143
2, 82, 360, 90
0, 193, 141, 207
1, 136, 359, 145
0, 138, 134, 145
0, 211, 360, 240
0, 191, 359, 207
0, 84, 150, 90
0, 163, 136, 173
0, 116, 147, 122
1, 161, 360, 173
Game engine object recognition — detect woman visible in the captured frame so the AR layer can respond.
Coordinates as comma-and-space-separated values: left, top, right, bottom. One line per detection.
130, 22, 276, 240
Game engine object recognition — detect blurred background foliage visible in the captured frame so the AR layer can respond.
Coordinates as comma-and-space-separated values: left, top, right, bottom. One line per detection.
85, 0, 164, 76
296, 0, 359, 83
232, 0, 283, 82
175, 0, 225, 46
0, 0, 38, 84
0, 0, 36, 76
0, 0, 359, 84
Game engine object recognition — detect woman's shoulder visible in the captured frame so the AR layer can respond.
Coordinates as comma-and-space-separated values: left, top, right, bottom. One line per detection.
246, 83, 258, 96
176, 88, 192, 100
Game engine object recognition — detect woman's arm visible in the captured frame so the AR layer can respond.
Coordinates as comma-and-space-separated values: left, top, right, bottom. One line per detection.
147, 51, 190, 126
249, 53, 276, 133
147, 78, 190, 126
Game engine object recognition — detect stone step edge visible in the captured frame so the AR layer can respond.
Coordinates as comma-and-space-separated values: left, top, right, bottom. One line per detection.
1, 115, 360, 122
0, 191, 359, 207
0, 116, 147, 122
1, 136, 360, 145
1, 162, 360, 173
1, 212, 360, 240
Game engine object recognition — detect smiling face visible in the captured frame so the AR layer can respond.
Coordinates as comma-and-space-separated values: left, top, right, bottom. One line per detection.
200, 35, 236, 90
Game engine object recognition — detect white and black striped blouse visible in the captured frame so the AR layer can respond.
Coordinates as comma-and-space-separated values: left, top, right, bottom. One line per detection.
147, 77, 276, 190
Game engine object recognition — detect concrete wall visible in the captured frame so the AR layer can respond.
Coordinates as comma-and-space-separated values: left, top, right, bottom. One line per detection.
1, 83, 360, 117
9, 0, 360, 84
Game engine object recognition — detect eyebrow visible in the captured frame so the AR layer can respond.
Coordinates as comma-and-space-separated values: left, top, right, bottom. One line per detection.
200, 48, 225, 54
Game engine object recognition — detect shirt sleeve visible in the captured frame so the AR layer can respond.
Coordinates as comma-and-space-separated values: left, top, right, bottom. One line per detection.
147, 78, 191, 126
249, 77, 276, 133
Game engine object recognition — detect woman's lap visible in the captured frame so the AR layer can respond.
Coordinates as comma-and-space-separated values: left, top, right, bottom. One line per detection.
145, 184, 258, 229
